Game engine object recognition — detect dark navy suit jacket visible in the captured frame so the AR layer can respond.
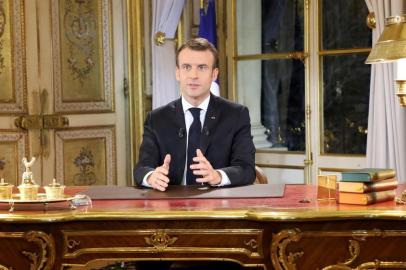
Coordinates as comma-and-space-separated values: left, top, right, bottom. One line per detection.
134, 94, 256, 186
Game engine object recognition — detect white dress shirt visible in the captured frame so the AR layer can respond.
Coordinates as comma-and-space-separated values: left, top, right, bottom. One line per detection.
142, 95, 231, 187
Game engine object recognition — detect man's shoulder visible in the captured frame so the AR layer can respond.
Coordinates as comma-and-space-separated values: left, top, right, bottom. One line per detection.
212, 95, 247, 111
149, 98, 180, 116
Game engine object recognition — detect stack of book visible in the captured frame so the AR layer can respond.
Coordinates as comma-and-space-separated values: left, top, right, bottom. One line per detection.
338, 168, 397, 205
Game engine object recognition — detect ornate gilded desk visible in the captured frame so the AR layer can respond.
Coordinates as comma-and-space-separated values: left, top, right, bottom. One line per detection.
1, 184, 406, 270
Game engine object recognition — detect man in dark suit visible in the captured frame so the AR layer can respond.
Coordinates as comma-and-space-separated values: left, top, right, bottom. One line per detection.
134, 38, 255, 191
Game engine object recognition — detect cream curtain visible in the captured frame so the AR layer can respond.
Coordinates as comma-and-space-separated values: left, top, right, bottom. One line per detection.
365, 0, 406, 182
151, 0, 185, 109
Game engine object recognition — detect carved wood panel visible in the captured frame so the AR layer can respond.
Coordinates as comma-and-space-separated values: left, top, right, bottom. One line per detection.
51, 0, 113, 113
0, 0, 26, 113
0, 130, 27, 186
55, 127, 116, 186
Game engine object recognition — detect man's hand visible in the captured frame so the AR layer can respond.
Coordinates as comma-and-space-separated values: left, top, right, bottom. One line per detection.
147, 154, 171, 191
190, 149, 222, 185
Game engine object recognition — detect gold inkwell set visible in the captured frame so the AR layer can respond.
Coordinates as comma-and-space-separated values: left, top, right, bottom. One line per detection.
0, 157, 74, 212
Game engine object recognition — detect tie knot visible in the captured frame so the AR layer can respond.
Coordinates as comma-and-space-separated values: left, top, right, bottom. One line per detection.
189, 108, 201, 120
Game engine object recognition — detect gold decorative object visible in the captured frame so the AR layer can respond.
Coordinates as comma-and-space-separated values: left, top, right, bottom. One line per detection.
366, 12, 376, 29
366, 14, 406, 107
271, 228, 406, 269
44, 178, 65, 199
0, 158, 75, 212
144, 231, 178, 251
18, 157, 39, 200
396, 80, 406, 107
23, 231, 56, 270
317, 174, 337, 200
154, 31, 176, 46
0, 178, 13, 199
52, 0, 114, 113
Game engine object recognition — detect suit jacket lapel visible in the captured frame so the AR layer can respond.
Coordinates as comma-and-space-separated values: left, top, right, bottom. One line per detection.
200, 95, 219, 155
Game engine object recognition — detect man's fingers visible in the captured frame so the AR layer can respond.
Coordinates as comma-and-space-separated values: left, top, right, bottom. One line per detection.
152, 181, 167, 191
190, 162, 206, 170
193, 169, 209, 176
151, 175, 169, 191
163, 154, 171, 168
196, 149, 203, 157
156, 166, 169, 176
154, 172, 170, 183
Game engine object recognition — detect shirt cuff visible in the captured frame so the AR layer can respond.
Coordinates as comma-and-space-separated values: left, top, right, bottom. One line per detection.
141, 171, 154, 187
211, 170, 231, 187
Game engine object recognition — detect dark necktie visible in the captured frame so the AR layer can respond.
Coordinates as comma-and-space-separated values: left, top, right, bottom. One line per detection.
186, 108, 202, 185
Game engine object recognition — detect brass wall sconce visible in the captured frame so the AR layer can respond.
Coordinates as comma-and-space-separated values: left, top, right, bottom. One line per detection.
366, 14, 406, 106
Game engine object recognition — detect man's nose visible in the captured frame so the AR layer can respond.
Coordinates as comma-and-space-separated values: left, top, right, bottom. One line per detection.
189, 67, 198, 78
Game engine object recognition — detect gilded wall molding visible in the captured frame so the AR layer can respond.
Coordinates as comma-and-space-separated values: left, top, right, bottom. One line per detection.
0, 130, 27, 184
55, 127, 116, 185
51, 0, 113, 113
0, 0, 27, 113
271, 228, 406, 270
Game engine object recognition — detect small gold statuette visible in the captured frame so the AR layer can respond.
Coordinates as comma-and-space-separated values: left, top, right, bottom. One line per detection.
0, 178, 13, 199
44, 178, 65, 199
18, 157, 39, 200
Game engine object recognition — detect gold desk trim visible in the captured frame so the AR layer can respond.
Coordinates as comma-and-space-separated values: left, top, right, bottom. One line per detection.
272, 228, 406, 270
62, 229, 263, 259
2, 208, 406, 222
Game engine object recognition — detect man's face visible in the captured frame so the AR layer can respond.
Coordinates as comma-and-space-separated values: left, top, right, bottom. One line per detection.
176, 48, 218, 104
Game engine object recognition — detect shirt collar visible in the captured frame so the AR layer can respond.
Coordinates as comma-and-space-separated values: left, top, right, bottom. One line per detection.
181, 95, 210, 113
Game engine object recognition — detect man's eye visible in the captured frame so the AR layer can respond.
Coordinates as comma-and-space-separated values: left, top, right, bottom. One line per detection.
198, 65, 208, 71
182, 65, 191, 71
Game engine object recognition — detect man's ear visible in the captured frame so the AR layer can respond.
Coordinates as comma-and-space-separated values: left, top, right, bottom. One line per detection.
175, 67, 180, 81
212, 68, 219, 81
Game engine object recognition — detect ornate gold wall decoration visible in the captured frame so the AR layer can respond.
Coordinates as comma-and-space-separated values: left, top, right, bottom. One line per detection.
0, 130, 27, 185
0, 0, 26, 113
72, 147, 97, 185
0, 3, 6, 74
271, 228, 406, 270
52, 0, 113, 113
55, 127, 116, 186
64, 0, 96, 85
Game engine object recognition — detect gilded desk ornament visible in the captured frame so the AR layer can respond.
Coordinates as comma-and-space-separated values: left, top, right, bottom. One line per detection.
271, 228, 304, 270
244, 239, 258, 250
0, 178, 13, 199
44, 178, 65, 199
272, 228, 406, 270
18, 157, 39, 200
145, 231, 178, 251
22, 231, 55, 270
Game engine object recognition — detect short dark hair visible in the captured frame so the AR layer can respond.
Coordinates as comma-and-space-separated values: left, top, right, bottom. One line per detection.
176, 38, 218, 68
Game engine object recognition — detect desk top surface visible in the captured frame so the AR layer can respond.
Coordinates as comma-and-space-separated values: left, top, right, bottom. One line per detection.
0, 184, 405, 223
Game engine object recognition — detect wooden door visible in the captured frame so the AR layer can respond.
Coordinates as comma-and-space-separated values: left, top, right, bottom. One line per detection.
0, 0, 128, 187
